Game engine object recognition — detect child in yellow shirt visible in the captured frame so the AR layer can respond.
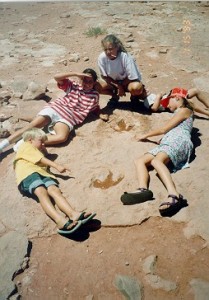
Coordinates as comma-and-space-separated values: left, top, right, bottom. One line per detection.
13, 128, 96, 235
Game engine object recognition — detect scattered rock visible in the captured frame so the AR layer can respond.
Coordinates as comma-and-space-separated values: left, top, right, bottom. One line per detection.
0, 231, 29, 300
146, 274, 177, 292
159, 48, 168, 54
143, 255, 157, 275
68, 53, 80, 63
190, 278, 209, 300
149, 73, 158, 78
22, 82, 46, 101
115, 274, 143, 300
0, 127, 10, 138
59, 13, 70, 18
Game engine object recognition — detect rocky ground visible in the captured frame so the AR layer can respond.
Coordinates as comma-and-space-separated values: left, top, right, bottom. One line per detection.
1, 1, 209, 300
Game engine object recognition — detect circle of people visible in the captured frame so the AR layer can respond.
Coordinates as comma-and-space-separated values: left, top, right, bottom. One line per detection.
1, 34, 209, 235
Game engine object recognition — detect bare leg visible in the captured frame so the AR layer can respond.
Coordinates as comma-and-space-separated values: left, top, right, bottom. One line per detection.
151, 152, 179, 197
187, 88, 209, 109
127, 81, 144, 96
191, 102, 209, 118
134, 153, 154, 189
34, 186, 77, 229
47, 185, 82, 221
44, 122, 71, 145
7, 115, 50, 144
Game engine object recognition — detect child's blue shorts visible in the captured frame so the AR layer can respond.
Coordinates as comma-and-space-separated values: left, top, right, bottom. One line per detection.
19, 172, 58, 195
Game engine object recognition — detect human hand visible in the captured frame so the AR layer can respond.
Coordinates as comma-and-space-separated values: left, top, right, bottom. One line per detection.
117, 85, 126, 97
135, 134, 148, 142
56, 164, 71, 173
144, 87, 150, 96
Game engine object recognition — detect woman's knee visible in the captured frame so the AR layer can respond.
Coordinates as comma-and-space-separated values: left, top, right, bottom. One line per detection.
151, 156, 168, 169
55, 134, 69, 143
187, 87, 199, 98
150, 158, 160, 169
128, 81, 143, 95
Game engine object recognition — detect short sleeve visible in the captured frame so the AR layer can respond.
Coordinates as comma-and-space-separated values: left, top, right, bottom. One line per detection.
57, 78, 72, 93
123, 53, 142, 81
98, 52, 107, 76
15, 142, 44, 165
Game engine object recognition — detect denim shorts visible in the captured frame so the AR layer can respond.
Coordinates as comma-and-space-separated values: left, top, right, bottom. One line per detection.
19, 172, 58, 195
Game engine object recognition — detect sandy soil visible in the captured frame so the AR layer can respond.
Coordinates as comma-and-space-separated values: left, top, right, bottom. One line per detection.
15, 219, 209, 300
1, 2, 209, 299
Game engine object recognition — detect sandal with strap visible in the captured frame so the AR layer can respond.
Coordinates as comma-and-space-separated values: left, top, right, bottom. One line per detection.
57, 219, 82, 235
121, 188, 153, 205
159, 194, 188, 217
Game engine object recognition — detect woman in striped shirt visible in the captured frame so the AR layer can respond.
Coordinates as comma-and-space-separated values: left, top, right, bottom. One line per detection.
0, 68, 100, 153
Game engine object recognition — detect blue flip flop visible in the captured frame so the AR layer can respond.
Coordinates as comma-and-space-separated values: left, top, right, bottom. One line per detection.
77, 212, 96, 225
57, 219, 82, 235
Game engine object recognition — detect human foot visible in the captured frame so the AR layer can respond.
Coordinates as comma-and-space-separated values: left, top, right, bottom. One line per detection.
57, 219, 82, 235
76, 212, 96, 225
159, 194, 188, 217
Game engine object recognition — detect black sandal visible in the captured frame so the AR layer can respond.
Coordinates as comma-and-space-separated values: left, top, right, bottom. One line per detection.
121, 188, 153, 205
159, 194, 188, 217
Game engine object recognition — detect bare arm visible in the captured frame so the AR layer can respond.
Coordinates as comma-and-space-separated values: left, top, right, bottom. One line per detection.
101, 75, 126, 96
137, 107, 192, 141
151, 93, 163, 112
54, 72, 91, 85
101, 75, 118, 86
40, 157, 70, 173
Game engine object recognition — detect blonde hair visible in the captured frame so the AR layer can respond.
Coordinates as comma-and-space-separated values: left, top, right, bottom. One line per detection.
22, 128, 48, 142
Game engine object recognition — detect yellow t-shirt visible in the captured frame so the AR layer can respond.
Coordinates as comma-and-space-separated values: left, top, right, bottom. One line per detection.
13, 141, 56, 185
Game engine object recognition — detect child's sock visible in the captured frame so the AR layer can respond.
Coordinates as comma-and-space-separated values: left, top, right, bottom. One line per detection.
13, 139, 24, 152
0, 139, 10, 152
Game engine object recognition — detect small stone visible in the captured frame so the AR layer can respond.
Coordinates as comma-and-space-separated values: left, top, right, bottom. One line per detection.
99, 114, 109, 122
177, 27, 183, 32
159, 48, 168, 54
149, 73, 157, 78
63, 287, 69, 295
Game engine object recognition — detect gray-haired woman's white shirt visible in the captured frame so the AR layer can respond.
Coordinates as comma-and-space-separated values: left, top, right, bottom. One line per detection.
98, 51, 142, 81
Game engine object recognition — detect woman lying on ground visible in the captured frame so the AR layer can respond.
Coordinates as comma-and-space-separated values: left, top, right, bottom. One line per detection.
121, 89, 194, 217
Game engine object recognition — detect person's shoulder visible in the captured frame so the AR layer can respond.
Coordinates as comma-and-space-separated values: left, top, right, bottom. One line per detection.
18, 141, 29, 151
98, 51, 106, 60
16, 141, 32, 156
121, 51, 132, 57
177, 107, 193, 118
121, 51, 134, 61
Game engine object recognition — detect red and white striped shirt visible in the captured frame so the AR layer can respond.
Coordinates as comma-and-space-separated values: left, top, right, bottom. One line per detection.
46, 79, 100, 126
